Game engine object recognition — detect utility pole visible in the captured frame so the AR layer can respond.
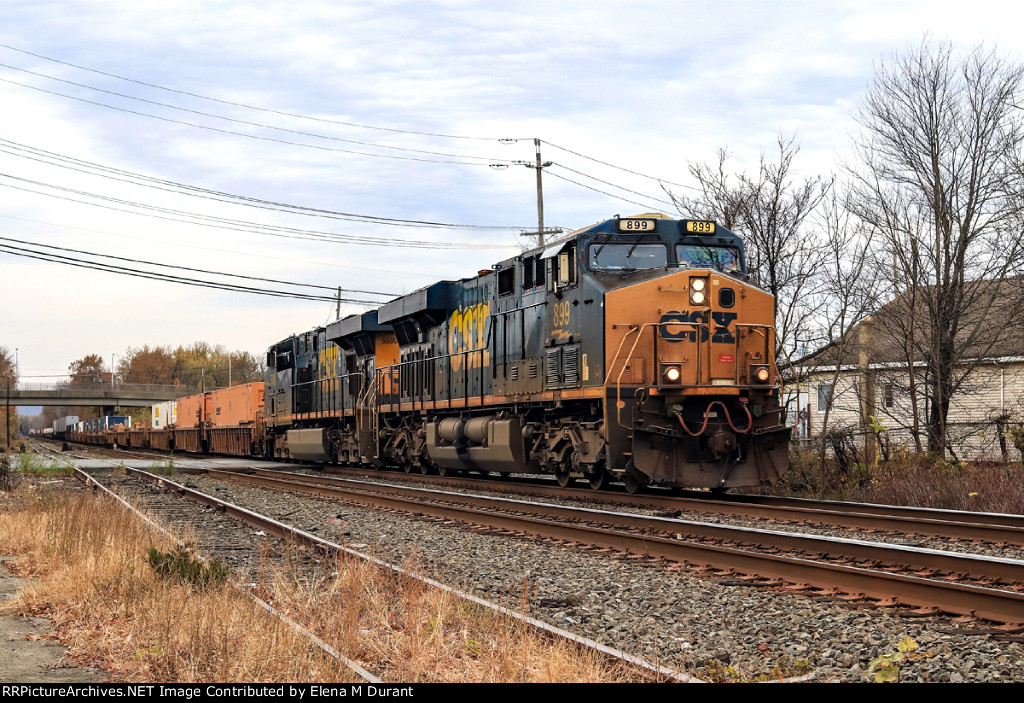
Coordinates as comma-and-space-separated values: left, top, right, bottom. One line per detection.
517, 139, 558, 247
533, 138, 547, 245
336, 286, 342, 321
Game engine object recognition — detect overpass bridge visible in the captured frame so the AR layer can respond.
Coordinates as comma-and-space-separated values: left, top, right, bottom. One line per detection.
3, 382, 183, 411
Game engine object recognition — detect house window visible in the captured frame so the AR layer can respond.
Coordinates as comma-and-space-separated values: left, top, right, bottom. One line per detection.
817, 384, 832, 411
883, 383, 894, 409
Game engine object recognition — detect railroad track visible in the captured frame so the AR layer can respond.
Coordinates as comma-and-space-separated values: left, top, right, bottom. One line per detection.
199, 467, 1024, 628
57, 453, 696, 683
313, 464, 1024, 547
44, 440, 1024, 547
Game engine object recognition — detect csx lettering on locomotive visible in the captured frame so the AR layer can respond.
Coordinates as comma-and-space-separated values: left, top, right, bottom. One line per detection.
448, 303, 491, 371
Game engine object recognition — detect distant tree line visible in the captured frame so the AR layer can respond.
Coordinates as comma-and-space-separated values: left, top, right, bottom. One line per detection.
39, 342, 265, 428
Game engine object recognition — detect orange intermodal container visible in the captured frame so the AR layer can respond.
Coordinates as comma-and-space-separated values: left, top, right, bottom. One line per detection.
176, 392, 207, 429
208, 382, 265, 428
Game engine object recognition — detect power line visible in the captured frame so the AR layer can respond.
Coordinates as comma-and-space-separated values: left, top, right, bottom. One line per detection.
0, 242, 380, 303
0, 176, 514, 250
0, 43, 523, 142
543, 169, 664, 211
0, 61, 518, 163
0, 138, 528, 231
542, 139, 699, 192
550, 162, 675, 209
0, 212, 444, 279
0, 236, 396, 296
0, 46, 701, 202
0, 76, 512, 167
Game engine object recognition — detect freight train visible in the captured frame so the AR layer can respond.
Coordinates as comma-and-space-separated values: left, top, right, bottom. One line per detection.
58, 215, 791, 491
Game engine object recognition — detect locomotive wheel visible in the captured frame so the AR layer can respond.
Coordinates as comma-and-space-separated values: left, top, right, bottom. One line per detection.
588, 468, 610, 491
555, 469, 572, 488
623, 471, 648, 494
403, 462, 414, 473
419, 462, 431, 475
437, 465, 448, 477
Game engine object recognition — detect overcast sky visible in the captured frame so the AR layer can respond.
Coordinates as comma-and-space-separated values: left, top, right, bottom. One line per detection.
2, 0, 1021, 386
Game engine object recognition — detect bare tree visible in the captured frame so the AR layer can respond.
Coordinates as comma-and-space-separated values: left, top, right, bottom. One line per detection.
848, 39, 1024, 456
806, 190, 880, 483
665, 135, 832, 360
1, 347, 16, 450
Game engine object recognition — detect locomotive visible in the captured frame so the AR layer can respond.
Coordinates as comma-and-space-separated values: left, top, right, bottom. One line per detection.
263, 214, 790, 491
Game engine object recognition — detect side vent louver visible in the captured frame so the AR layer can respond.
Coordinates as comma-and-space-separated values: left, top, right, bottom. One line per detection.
564, 347, 580, 387
545, 349, 560, 388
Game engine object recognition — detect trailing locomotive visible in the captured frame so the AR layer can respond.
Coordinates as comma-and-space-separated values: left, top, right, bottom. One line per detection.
264, 214, 790, 491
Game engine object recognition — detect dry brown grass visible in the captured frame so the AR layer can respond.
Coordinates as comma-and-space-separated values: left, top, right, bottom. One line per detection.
0, 482, 643, 683
780, 446, 1024, 513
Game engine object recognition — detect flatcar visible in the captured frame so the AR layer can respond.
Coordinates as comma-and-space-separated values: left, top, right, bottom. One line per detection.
263, 214, 790, 491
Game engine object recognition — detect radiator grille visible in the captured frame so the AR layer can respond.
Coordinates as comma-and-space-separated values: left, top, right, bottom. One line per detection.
563, 347, 580, 387
546, 349, 560, 387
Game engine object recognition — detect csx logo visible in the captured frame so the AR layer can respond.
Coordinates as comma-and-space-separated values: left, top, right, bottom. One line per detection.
448, 303, 491, 371
659, 311, 737, 343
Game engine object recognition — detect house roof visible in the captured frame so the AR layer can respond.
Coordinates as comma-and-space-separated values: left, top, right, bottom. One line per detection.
798, 277, 1024, 369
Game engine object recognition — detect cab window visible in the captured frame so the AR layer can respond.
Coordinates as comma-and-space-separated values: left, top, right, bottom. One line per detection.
588, 243, 668, 270
676, 245, 743, 273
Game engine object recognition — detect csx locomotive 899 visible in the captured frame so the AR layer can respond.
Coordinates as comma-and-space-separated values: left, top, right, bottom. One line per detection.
264, 214, 790, 491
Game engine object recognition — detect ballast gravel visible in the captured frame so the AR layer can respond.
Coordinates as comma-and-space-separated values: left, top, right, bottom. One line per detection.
180, 472, 1024, 683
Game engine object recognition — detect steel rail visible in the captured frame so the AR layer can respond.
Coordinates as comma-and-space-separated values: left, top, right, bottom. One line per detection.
69, 466, 381, 683
718, 492, 1024, 530
211, 469, 1024, 585
115, 466, 697, 683
50, 437, 1024, 544
314, 464, 1024, 545
204, 468, 1024, 626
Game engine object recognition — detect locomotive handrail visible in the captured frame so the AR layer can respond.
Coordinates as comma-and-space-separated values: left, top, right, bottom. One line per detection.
372, 346, 489, 412
290, 371, 365, 419
611, 321, 702, 428
733, 323, 781, 393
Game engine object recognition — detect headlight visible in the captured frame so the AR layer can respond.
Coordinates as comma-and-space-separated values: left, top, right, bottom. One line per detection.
664, 366, 681, 383
689, 277, 708, 305
750, 364, 771, 384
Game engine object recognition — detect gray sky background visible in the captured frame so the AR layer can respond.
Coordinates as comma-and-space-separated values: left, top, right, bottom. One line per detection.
2, 0, 1021, 386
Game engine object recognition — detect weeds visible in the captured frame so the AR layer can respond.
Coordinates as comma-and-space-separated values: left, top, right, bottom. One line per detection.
148, 456, 175, 476
699, 656, 814, 683
16, 451, 71, 477
147, 545, 227, 589
777, 444, 1024, 513
866, 637, 934, 682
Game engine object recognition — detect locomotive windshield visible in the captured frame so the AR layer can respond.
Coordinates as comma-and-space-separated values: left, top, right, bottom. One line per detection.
676, 244, 743, 273
587, 243, 668, 270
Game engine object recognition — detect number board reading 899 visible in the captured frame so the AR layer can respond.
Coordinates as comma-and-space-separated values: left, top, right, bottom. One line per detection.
617, 218, 657, 232
685, 220, 716, 234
